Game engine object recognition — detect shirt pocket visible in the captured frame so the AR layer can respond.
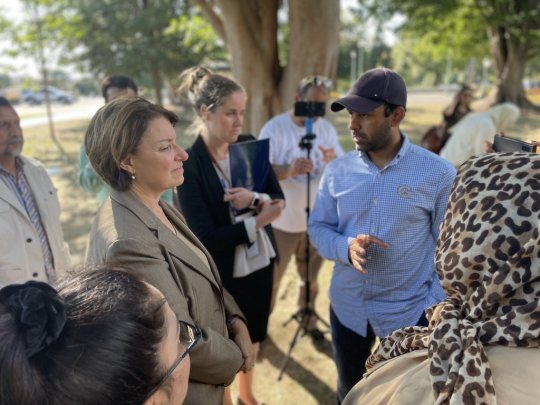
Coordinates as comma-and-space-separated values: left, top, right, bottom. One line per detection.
39, 185, 61, 220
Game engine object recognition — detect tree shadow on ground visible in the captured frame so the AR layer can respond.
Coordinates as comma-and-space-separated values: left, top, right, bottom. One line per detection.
259, 335, 336, 404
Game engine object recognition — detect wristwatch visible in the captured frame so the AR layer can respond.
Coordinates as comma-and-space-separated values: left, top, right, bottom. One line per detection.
250, 192, 260, 208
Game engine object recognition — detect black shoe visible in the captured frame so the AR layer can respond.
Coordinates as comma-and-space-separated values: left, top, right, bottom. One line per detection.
308, 327, 325, 342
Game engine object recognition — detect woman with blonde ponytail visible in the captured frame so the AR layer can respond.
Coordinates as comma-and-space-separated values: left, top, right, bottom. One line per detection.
178, 66, 285, 405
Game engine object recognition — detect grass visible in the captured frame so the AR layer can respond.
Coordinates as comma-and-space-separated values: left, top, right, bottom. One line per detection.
21, 93, 540, 405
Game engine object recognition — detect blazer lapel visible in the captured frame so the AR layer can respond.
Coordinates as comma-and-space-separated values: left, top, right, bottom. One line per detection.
191, 136, 231, 222
162, 203, 224, 289
0, 178, 28, 220
0, 157, 49, 224
23, 158, 56, 236
110, 189, 221, 290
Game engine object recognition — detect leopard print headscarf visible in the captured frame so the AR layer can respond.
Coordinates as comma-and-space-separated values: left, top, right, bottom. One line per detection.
366, 153, 540, 405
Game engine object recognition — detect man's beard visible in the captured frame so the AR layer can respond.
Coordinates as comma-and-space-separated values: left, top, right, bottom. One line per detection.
2, 139, 24, 157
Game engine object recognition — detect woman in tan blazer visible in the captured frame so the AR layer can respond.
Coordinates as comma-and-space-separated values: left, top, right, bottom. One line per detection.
84, 97, 252, 404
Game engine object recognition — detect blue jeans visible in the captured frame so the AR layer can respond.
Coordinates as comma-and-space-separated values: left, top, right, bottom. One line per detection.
330, 306, 428, 404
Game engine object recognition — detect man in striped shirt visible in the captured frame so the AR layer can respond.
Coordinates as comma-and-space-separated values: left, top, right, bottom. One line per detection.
0, 97, 71, 287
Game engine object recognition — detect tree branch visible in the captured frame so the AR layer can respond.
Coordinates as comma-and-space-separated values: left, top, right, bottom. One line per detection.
192, 0, 227, 42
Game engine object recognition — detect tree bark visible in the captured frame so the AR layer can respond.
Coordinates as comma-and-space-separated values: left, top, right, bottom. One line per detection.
151, 69, 163, 105
193, 0, 340, 134
482, 0, 539, 110
487, 26, 535, 109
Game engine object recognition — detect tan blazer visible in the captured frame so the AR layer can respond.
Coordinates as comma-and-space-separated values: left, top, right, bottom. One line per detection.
0, 156, 71, 287
85, 189, 244, 404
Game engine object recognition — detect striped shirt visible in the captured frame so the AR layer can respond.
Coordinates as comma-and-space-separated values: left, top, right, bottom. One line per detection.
308, 134, 456, 337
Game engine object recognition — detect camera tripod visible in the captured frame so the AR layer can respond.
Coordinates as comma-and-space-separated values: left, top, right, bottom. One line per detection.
277, 118, 330, 381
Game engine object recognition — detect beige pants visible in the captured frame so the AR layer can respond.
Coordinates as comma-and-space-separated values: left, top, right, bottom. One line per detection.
270, 228, 324, 321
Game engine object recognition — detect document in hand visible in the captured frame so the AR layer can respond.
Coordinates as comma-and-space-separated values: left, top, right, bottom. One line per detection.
229, 138, 271, 192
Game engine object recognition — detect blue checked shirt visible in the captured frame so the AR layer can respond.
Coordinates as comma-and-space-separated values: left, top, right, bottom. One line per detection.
308, 134, 456, 338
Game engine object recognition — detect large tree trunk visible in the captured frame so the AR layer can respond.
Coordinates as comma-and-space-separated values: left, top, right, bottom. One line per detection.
487, 25, 535, 108
193, 0, 340, 135
280, 0, 340, 109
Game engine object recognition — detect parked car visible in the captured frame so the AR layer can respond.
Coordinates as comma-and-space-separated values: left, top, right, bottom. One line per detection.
25, 86, 75, 105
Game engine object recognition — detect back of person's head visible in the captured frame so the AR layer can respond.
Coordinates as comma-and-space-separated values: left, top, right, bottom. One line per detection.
487, 102, 520, 131
101, 75, 138, 103
437, 152, 539, 298
457, 84, 472, 95
0, 266, 166, 405
176, 66, 244, 134
366, 153, 540, 403
0, 97, 13, 108
455, 84, 474, 105
84, 97, 178, 191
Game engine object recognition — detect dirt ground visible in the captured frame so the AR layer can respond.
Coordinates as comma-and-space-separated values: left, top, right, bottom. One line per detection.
21, 91, 540, 405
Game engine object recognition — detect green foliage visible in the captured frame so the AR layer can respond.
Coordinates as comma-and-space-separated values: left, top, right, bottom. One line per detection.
0, 74, 11, 89
0, 6, 11, 35
337, 19, 392, 84
73, 78, 100, 96
354, 0, 540, 85
9, 0, 225, 96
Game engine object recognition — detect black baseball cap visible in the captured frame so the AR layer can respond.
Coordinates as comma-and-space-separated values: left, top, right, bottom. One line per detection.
331, 68, 407, 113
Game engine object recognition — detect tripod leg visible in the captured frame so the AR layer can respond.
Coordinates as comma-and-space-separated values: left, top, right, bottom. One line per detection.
311, 309, 330, 328
277, 311, 308, 380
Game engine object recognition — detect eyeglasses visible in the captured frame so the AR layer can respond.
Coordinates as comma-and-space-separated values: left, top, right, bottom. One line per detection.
145, 320, 201, 399
299, 75, 333, 92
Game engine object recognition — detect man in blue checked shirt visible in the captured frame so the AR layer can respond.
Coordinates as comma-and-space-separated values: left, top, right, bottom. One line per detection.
308, 68, 456, 403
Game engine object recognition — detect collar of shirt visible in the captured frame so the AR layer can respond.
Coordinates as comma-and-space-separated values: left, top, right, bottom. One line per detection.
357, 133, 411, 170
0, 156, 24, 180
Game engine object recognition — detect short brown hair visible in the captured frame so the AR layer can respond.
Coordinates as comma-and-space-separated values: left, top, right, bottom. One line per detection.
84, 97, 178, 191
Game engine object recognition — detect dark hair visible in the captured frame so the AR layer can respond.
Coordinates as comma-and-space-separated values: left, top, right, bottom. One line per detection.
458, 84, 472, 94
84, 97, 178, 191
383, 102, 399, 117
0, 97, 13, 108
176, 66, 244, 134
0, 265, 167, 405
101, 75, 138, 102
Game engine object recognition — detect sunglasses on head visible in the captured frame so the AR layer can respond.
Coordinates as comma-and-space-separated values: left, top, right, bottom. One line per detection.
299, 76, 333, 91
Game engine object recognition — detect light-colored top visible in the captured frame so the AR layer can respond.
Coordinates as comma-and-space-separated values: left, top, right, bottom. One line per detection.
343, 347, 540, 405
440, 102, 520, 167
308, 135, 456, 337
259, 112, 344, 232
78, 145, 174, 206
0, 156, 71, 287
173, 224, 211, 270
0, 158, 55, 282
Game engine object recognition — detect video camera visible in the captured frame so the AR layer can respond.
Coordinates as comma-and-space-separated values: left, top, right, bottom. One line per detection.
294, 101, 326, 118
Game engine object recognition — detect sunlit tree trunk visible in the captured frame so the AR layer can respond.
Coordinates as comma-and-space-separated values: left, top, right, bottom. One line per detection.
488, 26, 533, 108
193, 0, 340, 134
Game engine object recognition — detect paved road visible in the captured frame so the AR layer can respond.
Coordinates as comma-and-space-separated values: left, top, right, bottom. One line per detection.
16, 91, 455, 129
18, 97, 103, 128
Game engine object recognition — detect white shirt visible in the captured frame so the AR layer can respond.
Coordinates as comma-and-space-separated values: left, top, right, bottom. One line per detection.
259, 111, 344, 232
